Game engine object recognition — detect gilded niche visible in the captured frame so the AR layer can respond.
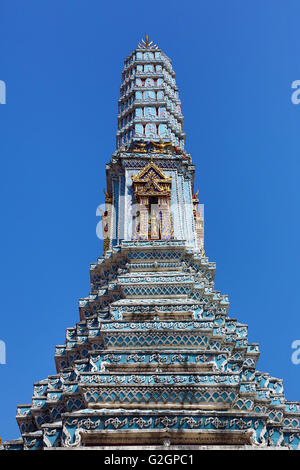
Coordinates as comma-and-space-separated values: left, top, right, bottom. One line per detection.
131, 161, 174, 241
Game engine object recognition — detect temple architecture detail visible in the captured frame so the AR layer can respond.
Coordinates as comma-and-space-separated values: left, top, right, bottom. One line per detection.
131, 160, 173, 241
4, 37, 300, 450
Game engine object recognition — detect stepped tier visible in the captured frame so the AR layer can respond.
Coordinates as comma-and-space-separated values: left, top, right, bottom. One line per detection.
4, 241, 300, 450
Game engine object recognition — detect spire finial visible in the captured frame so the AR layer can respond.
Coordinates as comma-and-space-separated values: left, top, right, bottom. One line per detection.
138, 34, 158, 50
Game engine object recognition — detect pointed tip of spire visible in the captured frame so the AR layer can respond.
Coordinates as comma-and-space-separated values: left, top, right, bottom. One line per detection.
137, 34, 159, 50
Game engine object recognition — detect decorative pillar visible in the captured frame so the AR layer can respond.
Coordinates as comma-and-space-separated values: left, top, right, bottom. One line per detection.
102, 191, 112, 255
193, 190, 204, 254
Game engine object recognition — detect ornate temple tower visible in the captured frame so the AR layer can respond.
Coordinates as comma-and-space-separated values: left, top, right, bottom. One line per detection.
102, 35, 201, 253
4, 36, 300, 450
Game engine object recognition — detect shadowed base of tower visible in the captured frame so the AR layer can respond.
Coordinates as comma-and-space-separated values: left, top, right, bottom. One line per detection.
78, 428, 254, 446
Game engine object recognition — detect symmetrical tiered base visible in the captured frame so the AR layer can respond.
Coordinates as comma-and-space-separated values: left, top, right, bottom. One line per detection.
4, 241, 300, 450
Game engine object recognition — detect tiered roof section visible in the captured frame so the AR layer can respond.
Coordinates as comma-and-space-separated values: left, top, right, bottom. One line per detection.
4, 240, 300, 449
117, 34, 185, 150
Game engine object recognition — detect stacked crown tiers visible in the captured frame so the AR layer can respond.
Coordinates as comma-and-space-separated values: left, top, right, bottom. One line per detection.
117, 45, 185, 150
4, 39, 300, 450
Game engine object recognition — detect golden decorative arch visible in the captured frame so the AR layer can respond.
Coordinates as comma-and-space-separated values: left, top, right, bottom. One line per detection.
131, 161, 174, 241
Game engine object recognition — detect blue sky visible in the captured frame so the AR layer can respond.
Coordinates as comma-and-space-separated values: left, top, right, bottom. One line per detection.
1, 0, 300, 441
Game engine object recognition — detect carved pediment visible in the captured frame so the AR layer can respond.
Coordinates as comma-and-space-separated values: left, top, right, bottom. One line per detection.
131, 161, 172, 198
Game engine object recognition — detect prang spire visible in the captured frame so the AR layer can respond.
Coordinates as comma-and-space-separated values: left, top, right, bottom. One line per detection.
117, 38, 185, 150
4, 37, 300, 452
